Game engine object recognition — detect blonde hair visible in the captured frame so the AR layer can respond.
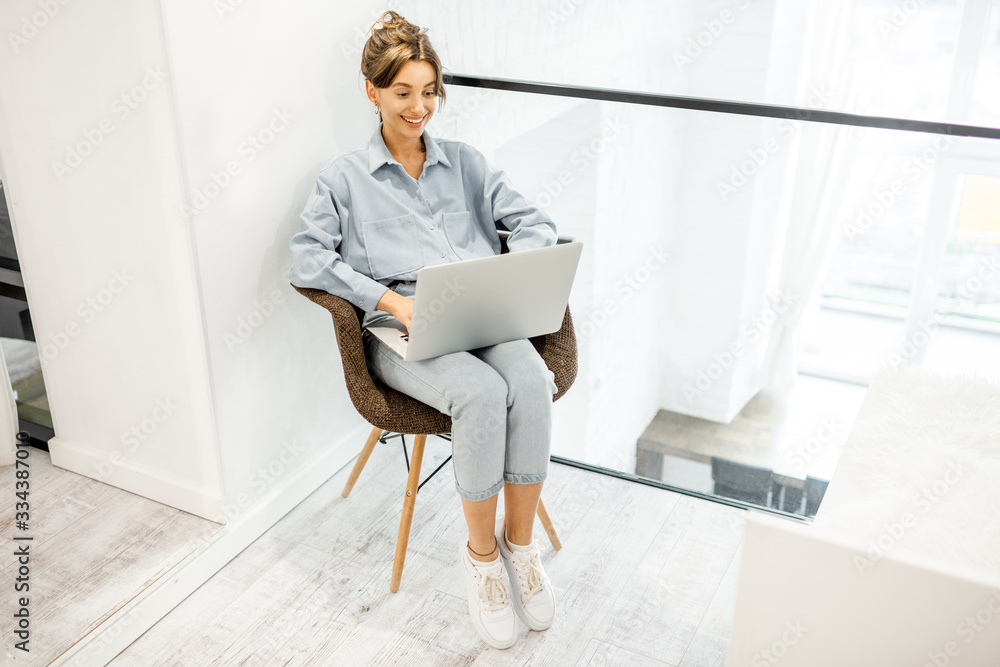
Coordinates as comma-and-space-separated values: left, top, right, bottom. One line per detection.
362, 11, 446, 105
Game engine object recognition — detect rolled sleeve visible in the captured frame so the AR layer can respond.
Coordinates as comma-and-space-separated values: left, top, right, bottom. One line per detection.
481, 155, 558, 253
288, 176, 389, 313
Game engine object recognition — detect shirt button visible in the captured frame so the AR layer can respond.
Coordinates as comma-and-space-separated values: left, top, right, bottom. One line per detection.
429, 224, 435, 230
360, 300, 365, 305
440, 252, 445, 258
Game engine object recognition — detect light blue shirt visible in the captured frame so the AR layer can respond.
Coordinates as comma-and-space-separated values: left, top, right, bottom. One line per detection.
288, 123, 559, 330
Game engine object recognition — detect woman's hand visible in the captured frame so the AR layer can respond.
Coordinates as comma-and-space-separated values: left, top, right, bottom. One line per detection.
376, 289, 414, 333
395, 296, 413, 333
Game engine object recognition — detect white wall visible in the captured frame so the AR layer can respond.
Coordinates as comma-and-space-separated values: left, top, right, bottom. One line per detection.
0, 0, 224, 518
0, 0, 390, 521
157, 0, 388, 518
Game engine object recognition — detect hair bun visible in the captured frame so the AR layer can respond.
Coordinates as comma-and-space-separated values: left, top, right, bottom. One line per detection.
367, 10, 417, 40
361, 9, 446, 106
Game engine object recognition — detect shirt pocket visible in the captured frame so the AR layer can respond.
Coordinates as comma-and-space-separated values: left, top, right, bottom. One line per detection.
361, 213, 423, 280
441, 210, 497, 261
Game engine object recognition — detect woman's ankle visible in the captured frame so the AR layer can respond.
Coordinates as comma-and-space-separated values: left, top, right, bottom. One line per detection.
467, 537, 498, 563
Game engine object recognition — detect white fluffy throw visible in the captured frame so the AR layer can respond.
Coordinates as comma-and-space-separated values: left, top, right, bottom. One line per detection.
814, 363, 1000, 581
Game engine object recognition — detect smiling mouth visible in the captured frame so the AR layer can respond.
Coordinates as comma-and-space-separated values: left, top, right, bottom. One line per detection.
402, 116, 425, 125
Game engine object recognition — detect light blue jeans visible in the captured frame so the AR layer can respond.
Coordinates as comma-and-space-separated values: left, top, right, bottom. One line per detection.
361, 288, 558, 502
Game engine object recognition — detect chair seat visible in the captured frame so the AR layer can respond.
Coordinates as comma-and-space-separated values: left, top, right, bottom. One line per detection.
291, 233, 578, 436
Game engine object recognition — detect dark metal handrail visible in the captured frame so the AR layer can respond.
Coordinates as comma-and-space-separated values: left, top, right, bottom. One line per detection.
443, 73, 1000, 140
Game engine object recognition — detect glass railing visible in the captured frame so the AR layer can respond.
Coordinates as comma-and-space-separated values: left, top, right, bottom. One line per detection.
423, 0, 1000, 130
430, 72, 1000, 519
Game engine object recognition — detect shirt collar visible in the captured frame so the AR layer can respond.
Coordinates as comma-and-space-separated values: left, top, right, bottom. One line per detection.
367, 123, 452, 174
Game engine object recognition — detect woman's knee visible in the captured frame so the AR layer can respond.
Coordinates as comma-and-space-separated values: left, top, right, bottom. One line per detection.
449, 365, 508, 408
508, 359, 558, 403
484, 340, 557, 400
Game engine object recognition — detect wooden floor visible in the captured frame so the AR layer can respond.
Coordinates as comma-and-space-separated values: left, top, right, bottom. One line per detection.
113, 434, 747, 666
0, 447, 224, 666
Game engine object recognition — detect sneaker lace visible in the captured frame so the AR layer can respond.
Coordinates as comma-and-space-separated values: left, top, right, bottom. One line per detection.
512, 540, 546, 605
477, 569, 510, 613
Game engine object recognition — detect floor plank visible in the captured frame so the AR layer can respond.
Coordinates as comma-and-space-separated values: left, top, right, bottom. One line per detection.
592, 496, 745, 665
105, 454, 752, 666
575, 639, 674, 667
678, 543, 744, 667
153, 543, 363, 666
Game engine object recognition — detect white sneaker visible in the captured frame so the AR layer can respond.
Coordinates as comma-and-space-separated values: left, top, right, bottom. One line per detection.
460, 538, 517, 649
495, 513, 556, 631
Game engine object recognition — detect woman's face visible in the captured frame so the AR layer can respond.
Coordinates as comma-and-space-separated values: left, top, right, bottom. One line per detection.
368, 59, 438, 143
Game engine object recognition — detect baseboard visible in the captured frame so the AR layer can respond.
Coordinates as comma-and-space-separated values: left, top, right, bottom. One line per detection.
48, 435, 225, 521
48, 420, 372, 667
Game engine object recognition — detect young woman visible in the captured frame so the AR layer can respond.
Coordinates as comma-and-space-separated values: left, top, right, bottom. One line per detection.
288, 11, 559, 650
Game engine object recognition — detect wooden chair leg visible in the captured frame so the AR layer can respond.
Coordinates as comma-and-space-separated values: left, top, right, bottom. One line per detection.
390, 433, 427, 593
342, 425, 382, 498
536, 496, 562, 550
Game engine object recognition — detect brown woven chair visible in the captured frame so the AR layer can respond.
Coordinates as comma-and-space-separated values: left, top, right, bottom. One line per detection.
291, 231, 579, 592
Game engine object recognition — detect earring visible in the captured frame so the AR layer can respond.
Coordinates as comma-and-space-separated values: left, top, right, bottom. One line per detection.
373, 104, 380, 115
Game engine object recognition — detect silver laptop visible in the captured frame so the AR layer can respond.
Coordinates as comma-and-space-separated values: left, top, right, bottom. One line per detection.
367, 240, 583, 361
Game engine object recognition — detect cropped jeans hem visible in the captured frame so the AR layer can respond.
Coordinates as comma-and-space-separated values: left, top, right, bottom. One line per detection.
503, 471, 548, 485
456, 478, 505, 502
455, 470, 549, 502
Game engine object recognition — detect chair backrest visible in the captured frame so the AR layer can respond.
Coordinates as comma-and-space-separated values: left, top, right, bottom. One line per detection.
291, 229, 579, 432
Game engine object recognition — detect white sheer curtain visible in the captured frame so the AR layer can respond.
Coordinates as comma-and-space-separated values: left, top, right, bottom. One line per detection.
759, 0, 859, 391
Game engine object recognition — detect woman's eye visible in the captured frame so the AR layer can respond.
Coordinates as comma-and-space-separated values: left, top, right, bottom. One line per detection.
398, 93, 408, 98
